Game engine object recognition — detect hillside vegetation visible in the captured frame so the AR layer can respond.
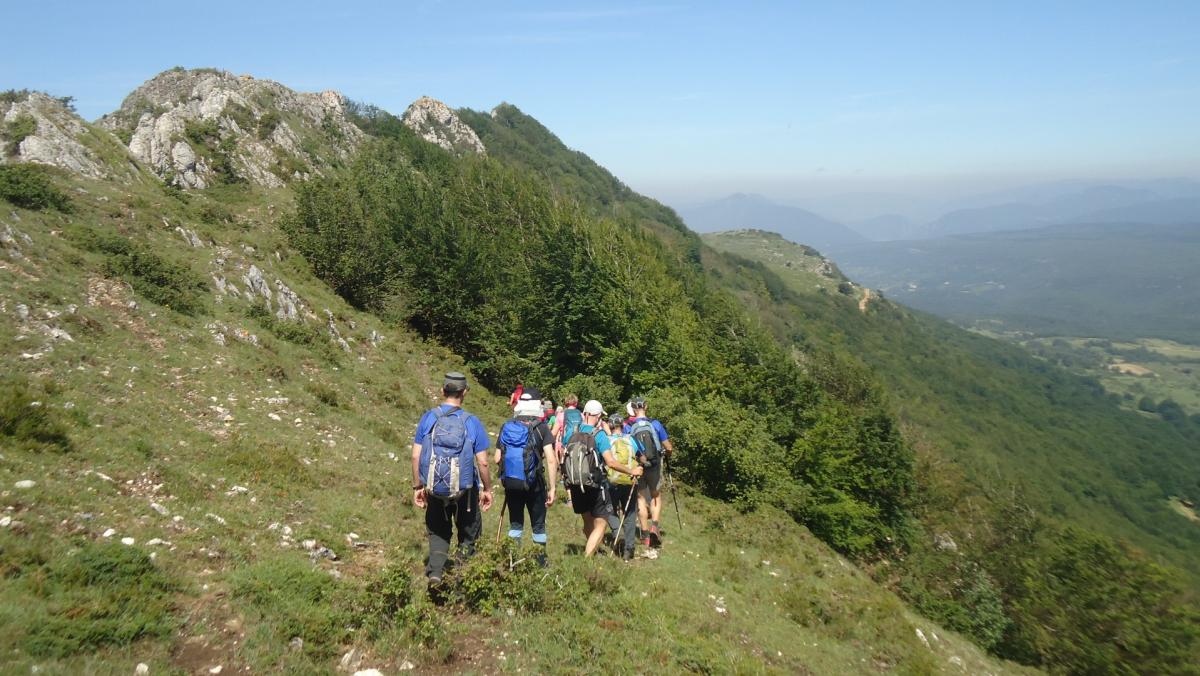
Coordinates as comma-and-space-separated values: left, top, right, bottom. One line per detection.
0, 145, 1019, 674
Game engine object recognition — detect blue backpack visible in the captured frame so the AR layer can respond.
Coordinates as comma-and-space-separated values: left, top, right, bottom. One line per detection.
629, 418, 663, 465
418, 406, 477, 501
562, 407, 583, 444
499, 417, 542, 491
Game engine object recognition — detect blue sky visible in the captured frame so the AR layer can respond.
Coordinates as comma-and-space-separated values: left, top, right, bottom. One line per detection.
4, 1, 1199, 205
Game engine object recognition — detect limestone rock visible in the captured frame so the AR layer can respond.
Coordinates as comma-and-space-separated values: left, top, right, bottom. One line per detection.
402, 96, 485, 155
99, 68, 364, 189
0, 92, 133, 179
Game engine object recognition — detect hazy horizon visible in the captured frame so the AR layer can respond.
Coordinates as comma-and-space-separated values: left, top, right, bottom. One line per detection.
3, 1, 1198, 226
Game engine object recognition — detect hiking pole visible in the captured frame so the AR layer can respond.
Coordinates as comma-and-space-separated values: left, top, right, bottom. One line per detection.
495, 492, 508, 543
611, 477, 639, 557
665, 455, 683, 531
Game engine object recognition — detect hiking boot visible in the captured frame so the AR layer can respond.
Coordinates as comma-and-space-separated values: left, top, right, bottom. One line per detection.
640, 536, 652, 548
427, 575, 446, 605
648, 523, 662, 548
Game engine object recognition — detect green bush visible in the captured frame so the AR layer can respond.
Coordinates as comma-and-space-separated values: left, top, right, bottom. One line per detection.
72, 227, 207, 315
439, 540, 557, 614
4, 113, 36, 156
0, 164, 71, 211
0, 375, 72, 453
22, 543, 179, 657
230, 557, 355, 659
304, 381, 340, 407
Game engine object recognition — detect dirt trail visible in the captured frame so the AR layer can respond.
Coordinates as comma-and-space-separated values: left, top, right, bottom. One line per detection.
858, 288, 872, 313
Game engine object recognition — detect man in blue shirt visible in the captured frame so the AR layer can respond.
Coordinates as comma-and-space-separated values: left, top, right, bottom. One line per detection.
626, 397, 673, 547
411, 372, 493, 585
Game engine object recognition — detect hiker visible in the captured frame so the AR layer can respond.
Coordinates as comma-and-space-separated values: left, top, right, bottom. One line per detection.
604, 413, 645, 560
563, 400, 642, 557
508, 382, 524, 408
494, 395, 557, 565
626, 396, 672, 547
412, 372, 494, 585
556, 394, 583, 460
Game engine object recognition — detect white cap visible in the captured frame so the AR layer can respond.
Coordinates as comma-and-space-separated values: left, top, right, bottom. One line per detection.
583, 399, 606, 416
514, 399, 542, 417
626, 401, 635, 417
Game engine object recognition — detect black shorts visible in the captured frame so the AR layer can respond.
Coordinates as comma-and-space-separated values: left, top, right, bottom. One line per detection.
569, 484, 614, 518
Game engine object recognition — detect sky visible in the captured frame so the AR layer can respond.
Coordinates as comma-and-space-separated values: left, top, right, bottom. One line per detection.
3, 1, 1199, 213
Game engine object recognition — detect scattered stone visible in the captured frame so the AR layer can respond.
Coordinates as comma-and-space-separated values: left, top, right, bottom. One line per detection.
135, 663, 150, 675
150, 502, 169, 516
0, 516, 11, 528
145, 538, 171, 547
205, 513, 227, 526
339, 648, 362, 672
948, 655, 964, 667
102, 528, 116, 538
302, 539, 317, 551
14, 480, 36, 489
121, 537, 135, 546
288, 636, 304, 652
311, 546, 338, 561
399, 659, 415, 671
353, 670, 384, 676
208, 667, 222, 675
175, 226, 204, 248
226, 485, 249, 496
268, 413, 282, 421
915, 628, 930, 648
934, 532, 958, 552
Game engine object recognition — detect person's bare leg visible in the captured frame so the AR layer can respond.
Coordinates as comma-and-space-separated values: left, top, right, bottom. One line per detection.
584, 515, 607, 556
637, 493, 650, 532
651, 490, 663, 524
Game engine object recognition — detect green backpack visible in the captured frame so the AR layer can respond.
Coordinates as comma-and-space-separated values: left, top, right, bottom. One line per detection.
607, 434, 639, 486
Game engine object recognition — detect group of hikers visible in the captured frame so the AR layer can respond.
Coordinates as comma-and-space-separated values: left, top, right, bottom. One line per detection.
410, 372, 673, 585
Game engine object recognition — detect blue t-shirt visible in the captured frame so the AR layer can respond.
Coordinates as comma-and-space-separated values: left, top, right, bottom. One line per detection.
577, 424, 611, 454
414, 404, 491, 454
623, 417, 669, 443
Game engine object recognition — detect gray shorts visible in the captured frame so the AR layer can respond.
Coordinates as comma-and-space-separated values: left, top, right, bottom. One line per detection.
638, 462, 663, 499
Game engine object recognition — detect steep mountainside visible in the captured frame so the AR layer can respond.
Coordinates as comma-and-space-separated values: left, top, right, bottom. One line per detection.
98, 68, 363, 189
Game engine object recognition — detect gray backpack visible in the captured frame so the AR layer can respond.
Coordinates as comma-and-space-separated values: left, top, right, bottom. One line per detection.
563, 429, 603, 489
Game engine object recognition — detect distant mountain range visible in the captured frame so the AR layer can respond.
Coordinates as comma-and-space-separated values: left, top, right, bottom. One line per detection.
676, 192, 867, 251
678, 179, 1200, 245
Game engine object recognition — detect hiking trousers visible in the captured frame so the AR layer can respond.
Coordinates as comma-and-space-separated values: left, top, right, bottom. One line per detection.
505, 483, 548, 545
424, 486, 482, 579
609, 484, 638, 553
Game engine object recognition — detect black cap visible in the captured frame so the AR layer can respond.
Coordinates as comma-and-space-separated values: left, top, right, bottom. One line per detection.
443, 371, 468, 391
523, 386, 542, 401
631, 396, 647, 409
607, 413, 625, 428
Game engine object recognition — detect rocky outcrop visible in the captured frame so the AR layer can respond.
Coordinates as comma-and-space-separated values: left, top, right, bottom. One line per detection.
99, 68, 364, 189
401, 96, 485, 155
1, 92, 132, 179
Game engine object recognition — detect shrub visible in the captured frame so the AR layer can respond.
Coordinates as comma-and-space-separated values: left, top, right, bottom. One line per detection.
304, 381, 340, 407
439, 539, 557, 614
0, 375, 72, 453
229, 557, 353, 659
22, 543, 179, 657
4, 113, 37, 156
0, 164, 71, 211
71, 228, 207, 315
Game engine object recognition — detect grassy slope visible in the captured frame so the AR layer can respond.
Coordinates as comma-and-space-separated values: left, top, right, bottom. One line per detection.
701, 230, 1200, 576
0, 172, 1025, 673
